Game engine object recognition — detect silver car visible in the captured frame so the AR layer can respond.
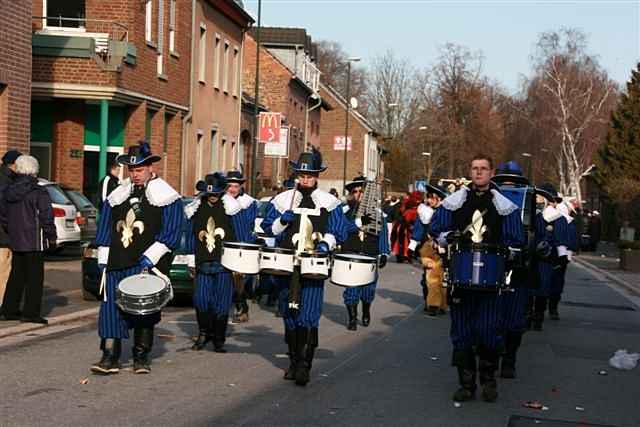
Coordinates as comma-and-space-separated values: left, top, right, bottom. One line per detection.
37, 179, 81, 248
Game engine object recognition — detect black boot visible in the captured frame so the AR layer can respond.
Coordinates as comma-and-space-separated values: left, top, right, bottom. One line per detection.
478, 347, 499, 402
346, 305, 358, 331
192, 309, 211, 351
501, 331, 522, 379
213, 315, 229, 353
427, 306, 438, 317
533, 297, 547, 331
548, 295, 560, 320
91, 338, 122, 375
294, 328, 311, 386
452, 348, 477, 402
284, 329, 297, 380
305, 328, 319, 371
361, 303, 371, 327
133, 328, 153, 374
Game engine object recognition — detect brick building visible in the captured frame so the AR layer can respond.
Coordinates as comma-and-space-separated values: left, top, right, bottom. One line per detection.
318, 83, 383, 193
0, 0, 32, 155
242, 28, 331, 192
30, 0, 192, 201
181, 0, 253, 194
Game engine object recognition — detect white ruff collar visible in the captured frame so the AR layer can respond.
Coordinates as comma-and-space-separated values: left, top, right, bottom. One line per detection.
557, 202, 574, 223
184, 194, 241, 219
543, 205, 563, 223
417, 204, 435, 224
441, 187, 517, 216
271, 188, 340, 213
107, 177, 180, 208
237, 193, 256, 210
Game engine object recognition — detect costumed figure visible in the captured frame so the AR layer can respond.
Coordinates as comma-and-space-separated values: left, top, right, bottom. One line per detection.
548, 198, 577, 320
261, 148, 349, 387
185, 172, 245, 353
408, 184, 449, 315
391, 191, 422, 263
341, 176, 389, 331
91, 141, 183, 375
225, 170, 258, 322
430, 155, 524, 403
528, 183, 570, 331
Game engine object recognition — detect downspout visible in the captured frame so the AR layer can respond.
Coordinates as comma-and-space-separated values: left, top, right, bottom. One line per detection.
180, 0, 197, 195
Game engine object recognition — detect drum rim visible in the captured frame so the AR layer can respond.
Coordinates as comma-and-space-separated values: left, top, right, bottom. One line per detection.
453, 242, 508, 253
298, 251, 329, 259
261, 247, 295, 254
223, 241, 262, 248
333, 253, 377, 263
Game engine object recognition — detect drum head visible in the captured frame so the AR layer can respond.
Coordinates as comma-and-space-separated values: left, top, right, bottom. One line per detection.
118, 274, 166, 296
223, 242, 262, 249
334, 253, 376, 263
261, 247, 295, 255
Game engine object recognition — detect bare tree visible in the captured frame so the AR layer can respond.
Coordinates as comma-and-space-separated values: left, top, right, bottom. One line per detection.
315, 40, 368, 108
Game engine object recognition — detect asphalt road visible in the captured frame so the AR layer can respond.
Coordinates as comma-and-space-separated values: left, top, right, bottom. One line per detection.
0, 260, 638, 427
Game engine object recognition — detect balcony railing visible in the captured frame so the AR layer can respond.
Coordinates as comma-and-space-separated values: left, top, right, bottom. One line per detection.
33, 16, 129, 70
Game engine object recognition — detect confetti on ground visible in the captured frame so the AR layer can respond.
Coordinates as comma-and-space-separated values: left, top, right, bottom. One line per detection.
329, 411, 336, 415
430, 356, 439, 361
274, 354, 288, 359
576, 406, 585, 411
523, 401, 545, 410
228, 383, 236, 387
598, 370, 608, 375
453, 402, 461, 408
320, 373, 329, 377
80, 378, 89, 385
157, 334, 176, 340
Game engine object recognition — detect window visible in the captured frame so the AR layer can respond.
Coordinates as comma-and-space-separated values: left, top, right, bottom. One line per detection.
223, 41, 230, 93
169, 0, 176, 53
231, 141, 236, 167
221, 138, 227, 169
210, 129, 218, 170
145, 0, 153, 42
214, 35, 221, 89
45, 0, 86, 29
157, 0, 165, 75
145, 108, 154, 141
157, 54, 164, 76
198, 25, 206, 83
196, 132, 204, 180
232, 46, 240, 97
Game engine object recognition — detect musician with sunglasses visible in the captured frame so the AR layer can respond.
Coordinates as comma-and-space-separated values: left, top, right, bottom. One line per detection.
341, 175, 389, 331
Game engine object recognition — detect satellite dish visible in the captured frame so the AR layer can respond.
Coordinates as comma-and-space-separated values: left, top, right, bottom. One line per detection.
350, 97, 358, 109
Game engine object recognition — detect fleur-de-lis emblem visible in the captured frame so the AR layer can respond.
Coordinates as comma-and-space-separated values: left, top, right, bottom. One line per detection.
116, 208, 145, 248
292, 215, 323, 252
198, 217, 225, 253
470, 210, 487, 243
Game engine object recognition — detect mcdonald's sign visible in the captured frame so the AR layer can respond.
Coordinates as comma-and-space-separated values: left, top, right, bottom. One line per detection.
258, 112, 282, 143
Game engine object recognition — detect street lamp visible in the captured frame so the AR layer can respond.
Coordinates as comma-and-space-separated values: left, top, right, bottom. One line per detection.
521, 152, 533, 181
419, 126, 432, 182
342, 56, 361, 194
250, 0, 262, 195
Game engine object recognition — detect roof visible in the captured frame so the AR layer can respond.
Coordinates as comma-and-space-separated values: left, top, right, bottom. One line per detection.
319, 83, 378, 135
248, 27, 316, 57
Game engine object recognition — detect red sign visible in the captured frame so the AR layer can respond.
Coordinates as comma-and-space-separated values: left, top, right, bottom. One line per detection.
259, 112, 282, 143
333, 136, 352, 151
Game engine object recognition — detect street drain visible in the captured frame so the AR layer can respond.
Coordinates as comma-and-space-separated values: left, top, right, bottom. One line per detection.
508, 415, 615, 427
561, 301, 635, 311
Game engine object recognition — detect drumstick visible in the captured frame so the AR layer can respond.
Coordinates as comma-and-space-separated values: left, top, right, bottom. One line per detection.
462, 209, 488, 235
289, 179, 300, 211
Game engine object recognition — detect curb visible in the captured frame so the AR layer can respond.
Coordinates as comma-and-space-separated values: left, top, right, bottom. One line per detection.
0, 307, 98, 339
573, 256, 640, 299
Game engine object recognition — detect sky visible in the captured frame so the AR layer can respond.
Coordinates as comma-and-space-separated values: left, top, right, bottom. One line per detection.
242, 0, 640, 94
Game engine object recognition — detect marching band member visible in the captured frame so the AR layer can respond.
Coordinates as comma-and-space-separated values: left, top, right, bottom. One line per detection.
261, 148, 350, 387
185, 172, 244, 353
430, 154, 524, 403
529, 183, 570, 331
341, 176, 389, 331
91, 141, 183, 375
408, 184, 448, 315
548, 197, 577, 320
225, 170, 258, 323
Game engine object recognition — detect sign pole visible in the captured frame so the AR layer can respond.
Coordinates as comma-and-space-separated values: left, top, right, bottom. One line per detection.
342, 61, 351, 195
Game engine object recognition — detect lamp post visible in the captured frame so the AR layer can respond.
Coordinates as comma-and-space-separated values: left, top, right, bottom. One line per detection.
522, 152, 533, 182
342, 57, 361, 194
250, 0, 262, 195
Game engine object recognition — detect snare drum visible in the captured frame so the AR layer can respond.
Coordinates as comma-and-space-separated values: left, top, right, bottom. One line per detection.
259, 247, 295, 276
222, 242, 261, 274
116, 273, 173, 315
449, 244, 507, 291
299, 251, 330, 280
331, 253, 377, 287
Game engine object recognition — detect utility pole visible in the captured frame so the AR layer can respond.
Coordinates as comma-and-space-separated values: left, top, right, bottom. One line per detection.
250, 0, 261, 195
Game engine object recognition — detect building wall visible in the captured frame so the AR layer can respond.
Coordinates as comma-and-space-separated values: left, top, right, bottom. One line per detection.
0, 0, 32, 154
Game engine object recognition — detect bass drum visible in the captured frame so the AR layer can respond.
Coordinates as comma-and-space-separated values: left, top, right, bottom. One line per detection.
116, 273, 173, 315
331, 253, 377, 287
221, 242, 261, 274
299, 251, 330, 280
259, 247, 295, 276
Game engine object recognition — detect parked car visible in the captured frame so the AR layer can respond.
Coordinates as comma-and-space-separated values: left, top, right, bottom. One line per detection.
38, 179, 81, 249
61, 186, 97, 242
81, 198, 195, 302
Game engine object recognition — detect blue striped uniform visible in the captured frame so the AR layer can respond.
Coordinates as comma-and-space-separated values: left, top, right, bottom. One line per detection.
236, 196, 258, 294
186, 211, 246, 315
550, 220, 576, 297
262, 201, 350, 329
533, 214, 570, 297
430, 193, 524, 350
96, 199, 184, 339
343, 213, 390, 305
411, 215, 428, 242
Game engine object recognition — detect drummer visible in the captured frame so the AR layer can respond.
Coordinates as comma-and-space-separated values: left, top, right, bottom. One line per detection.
261, 147, 349, 387
548, 198, 577, 320
430, 154, 524, 403
184, 172, 243, 353
225, 170, 258, 323
91, 141, 183, 375
408, 184, 448, 315
341, 175, 389, 331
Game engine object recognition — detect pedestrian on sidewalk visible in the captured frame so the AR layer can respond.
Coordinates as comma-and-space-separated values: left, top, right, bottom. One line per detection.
97, 161, 121, 209
0, 155, 56, 324
0, 149, 22, 307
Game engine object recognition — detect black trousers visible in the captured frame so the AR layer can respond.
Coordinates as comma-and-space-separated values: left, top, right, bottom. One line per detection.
1, 251, 45, 318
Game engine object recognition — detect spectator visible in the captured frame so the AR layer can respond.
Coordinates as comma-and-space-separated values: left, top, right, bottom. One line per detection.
0, 150, 21, 309
97, 161, 121, 209
589, 210, 602, 251
0, 155, 56, 324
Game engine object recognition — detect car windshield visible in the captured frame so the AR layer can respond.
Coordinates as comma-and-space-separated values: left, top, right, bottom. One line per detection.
46, 184, 73, 205
65, 190, 94, 210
